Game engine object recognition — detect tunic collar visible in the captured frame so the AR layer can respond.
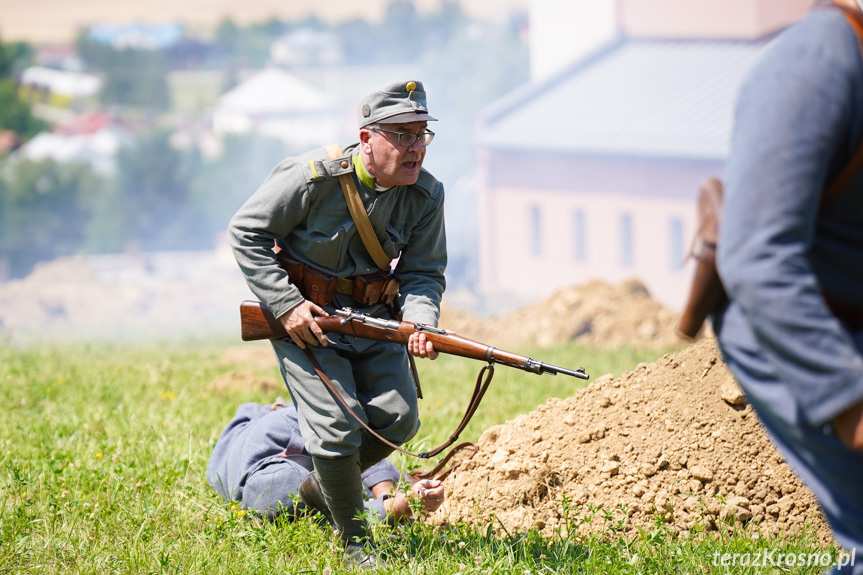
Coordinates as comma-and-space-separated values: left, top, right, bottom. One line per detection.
353, 152, 392, 192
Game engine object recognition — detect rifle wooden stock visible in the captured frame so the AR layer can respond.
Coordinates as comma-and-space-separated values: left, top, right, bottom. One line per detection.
239, 300, 589, 379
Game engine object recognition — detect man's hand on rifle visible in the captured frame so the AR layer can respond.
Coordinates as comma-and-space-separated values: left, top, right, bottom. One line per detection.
408, 332, 438, 360
278, 301, 329, 348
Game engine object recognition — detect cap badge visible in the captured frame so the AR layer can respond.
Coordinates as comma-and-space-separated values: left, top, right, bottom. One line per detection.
405, 81, 417, 92
362, 104, 371, 117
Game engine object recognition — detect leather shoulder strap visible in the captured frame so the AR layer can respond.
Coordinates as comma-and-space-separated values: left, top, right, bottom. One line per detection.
324, 144, 392, 270
823, 1, 863, 205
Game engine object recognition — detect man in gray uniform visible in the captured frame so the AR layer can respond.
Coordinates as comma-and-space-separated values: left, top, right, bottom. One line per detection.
228, 80, 446, 564
206, 399, 444, 523
715, 2, 863, 572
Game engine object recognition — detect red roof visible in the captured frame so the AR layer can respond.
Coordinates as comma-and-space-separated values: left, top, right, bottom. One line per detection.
54, 111, 111, 135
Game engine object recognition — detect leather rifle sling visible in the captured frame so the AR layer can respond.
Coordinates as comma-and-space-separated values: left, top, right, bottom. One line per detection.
324, 144, 392, 270
323, 143, 424, 398
824, 1, 863, 206
301, 345, 490, 460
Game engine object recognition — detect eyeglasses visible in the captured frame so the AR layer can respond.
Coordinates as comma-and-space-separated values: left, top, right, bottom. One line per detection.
371, 127, 435, 147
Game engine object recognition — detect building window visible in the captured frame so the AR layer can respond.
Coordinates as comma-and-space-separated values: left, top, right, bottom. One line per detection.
669, 218, 684, 270
573, 209, 586, 260
620, 213, 633, 267
529, 205, 541, 255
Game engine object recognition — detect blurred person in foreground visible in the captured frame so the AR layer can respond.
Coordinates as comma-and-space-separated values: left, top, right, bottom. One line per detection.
227, 80, 446, 567
206, 399, 444, 523
714, 1, 863, 572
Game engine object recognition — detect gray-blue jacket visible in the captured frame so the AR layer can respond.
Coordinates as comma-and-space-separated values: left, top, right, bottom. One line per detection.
716, 7, 863, 425
206, 402, 400, 519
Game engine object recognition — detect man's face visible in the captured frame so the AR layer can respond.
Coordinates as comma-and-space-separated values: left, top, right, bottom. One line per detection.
360, 121, 430, 188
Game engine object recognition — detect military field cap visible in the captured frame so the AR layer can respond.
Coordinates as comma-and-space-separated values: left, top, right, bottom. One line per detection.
357, 80, 438, 128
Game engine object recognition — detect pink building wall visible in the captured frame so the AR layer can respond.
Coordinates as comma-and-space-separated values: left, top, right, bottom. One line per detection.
477, 153, 722, 311
618, 0, 813, 39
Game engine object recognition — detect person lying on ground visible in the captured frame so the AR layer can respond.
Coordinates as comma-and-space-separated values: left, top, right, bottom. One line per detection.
206, 398, 444, 523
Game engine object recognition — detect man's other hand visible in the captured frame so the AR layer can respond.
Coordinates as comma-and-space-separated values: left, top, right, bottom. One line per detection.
380, 477, 445, 520
833, 399, 863, 452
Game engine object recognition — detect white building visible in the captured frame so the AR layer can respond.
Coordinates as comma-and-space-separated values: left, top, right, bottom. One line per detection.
16, 129, 128, 174
212, 68, 340, 150
19, 66, 102, 108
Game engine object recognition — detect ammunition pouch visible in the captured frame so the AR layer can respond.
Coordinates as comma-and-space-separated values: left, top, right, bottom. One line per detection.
276, 251, 399, 308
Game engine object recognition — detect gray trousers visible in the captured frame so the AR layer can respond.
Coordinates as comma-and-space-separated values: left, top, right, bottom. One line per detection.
271, 336, 420, 459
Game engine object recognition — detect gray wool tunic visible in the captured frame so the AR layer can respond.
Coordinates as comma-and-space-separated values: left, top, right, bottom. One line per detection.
227, 143, 446, 326
226, 143, 446, 458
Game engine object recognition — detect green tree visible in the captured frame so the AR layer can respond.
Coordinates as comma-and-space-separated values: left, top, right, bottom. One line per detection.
0, 35, 44, 141
0, 80, 46, 140
115, 129, 202, 250
76, 37, 170, 110
0, 39, 34, 79
215, 17, 240, 52
213, 16, 282, 68
188, 132, 287, 238
0, 159, 104, 278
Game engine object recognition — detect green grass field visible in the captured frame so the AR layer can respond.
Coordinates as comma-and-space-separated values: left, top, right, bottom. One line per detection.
0, 340, 838, 574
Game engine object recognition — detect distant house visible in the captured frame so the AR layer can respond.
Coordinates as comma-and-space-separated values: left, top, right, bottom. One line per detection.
18, 66, 102, 109
15, 112, 130, 174
474, 0, 810, 311
211, 68, 339, 150
35, 44, 85, 73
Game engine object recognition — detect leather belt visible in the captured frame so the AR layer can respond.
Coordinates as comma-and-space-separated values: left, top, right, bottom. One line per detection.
275, 249, 399, 308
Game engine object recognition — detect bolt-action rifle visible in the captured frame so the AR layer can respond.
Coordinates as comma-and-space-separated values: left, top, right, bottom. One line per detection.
239, 300, 589, 380
239, 299, 588, 461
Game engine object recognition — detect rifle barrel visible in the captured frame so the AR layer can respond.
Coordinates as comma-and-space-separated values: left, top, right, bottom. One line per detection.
539, 362, 590, 379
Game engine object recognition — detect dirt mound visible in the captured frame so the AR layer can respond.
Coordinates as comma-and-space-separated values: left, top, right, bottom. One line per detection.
434, 338, 829, 543
1, 253, 684, 352
0, 252, 254, 343
439, 280, 688, 350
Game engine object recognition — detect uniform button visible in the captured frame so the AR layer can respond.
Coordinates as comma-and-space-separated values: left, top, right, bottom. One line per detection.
341, 161, 349, 168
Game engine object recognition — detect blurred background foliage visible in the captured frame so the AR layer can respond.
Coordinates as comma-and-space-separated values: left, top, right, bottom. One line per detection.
0, 0, 528, 280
